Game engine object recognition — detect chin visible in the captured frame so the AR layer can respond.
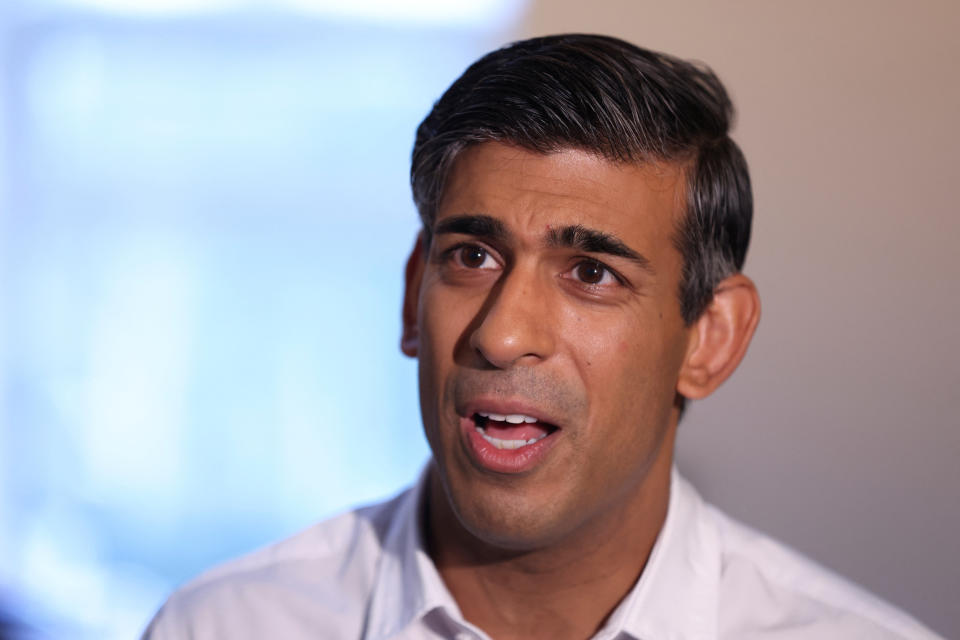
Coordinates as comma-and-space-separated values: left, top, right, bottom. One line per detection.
441, 473, 577, 552
458, 509, 559, 553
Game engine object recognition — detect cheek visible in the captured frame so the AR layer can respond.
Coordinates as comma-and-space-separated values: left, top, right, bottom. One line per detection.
417, 283, 477, 418
573, 316, 680, 420
416, 286, 451, 435
418, 285, 458, 360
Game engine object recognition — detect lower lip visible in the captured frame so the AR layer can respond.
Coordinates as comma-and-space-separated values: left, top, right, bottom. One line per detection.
460, 417, 559, 474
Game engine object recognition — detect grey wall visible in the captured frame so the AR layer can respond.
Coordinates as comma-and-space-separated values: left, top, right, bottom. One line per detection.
516, 1, 959, 636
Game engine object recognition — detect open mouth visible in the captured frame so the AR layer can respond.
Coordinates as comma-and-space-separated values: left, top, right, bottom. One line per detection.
473, 411, 559, 450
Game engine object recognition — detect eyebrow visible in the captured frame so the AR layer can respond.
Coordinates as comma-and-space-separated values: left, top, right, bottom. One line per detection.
548, 224, 654, 274
433, 214, 508, 241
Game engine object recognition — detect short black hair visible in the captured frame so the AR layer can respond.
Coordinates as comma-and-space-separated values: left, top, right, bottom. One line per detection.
410, 33, 752, 324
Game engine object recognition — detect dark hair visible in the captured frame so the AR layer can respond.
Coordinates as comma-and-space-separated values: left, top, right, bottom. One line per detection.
410, 34, 752, 324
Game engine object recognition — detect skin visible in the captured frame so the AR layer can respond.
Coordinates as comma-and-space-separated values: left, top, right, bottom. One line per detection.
401, 142, 760, 639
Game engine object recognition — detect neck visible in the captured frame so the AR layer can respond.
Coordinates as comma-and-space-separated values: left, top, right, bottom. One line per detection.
425, 433, 674, 640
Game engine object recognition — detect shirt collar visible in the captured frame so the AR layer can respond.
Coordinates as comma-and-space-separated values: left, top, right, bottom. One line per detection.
604, 468, 720, 640
364, 466, 720, 640
364, 464, 464, 640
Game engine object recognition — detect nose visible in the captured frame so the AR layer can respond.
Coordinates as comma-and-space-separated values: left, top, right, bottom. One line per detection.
467, 265, 556, 369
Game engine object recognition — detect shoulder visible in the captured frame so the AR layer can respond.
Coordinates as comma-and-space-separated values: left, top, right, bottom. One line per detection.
141, 490, 408, 640
704, 503, 943, 639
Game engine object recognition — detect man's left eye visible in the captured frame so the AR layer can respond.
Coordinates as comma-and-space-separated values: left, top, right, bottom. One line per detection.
572, 260, 618, 286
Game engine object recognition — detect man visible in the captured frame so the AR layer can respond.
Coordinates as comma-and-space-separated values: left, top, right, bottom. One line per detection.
144, 34, 941, 639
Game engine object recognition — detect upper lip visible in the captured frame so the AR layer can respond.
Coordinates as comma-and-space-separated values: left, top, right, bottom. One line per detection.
459, 396, 563, 428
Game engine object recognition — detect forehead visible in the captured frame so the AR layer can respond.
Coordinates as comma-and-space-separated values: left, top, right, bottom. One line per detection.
436, 142, 686, 248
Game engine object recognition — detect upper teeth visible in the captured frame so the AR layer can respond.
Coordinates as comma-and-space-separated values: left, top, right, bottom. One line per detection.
477, 411, 538, 424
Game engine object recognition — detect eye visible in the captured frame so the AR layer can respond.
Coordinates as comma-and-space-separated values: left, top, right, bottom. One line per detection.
572, 260, 618, 286
455, 244, 498, 269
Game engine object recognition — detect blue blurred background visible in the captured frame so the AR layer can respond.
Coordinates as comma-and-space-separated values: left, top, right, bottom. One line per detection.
0, 0, 524, 637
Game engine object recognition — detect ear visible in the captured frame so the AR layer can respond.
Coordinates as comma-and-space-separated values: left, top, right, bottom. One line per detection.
400, 233, 426, 358
676, 274, 761, 399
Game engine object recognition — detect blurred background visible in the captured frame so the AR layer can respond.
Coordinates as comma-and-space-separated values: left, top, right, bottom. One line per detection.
0, 0, 956, 638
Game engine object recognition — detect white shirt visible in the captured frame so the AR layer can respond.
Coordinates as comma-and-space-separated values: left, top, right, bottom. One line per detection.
142, 468, 942, 639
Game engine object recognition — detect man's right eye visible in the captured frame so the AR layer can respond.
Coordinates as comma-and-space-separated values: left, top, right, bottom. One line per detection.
454, 245, 497, 269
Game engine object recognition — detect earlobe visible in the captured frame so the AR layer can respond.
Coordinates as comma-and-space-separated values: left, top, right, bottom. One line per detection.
676, 274, 761, 399
400, 233, 426, 358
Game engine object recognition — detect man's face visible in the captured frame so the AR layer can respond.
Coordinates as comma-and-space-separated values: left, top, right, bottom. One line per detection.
406, 142, 695, 549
